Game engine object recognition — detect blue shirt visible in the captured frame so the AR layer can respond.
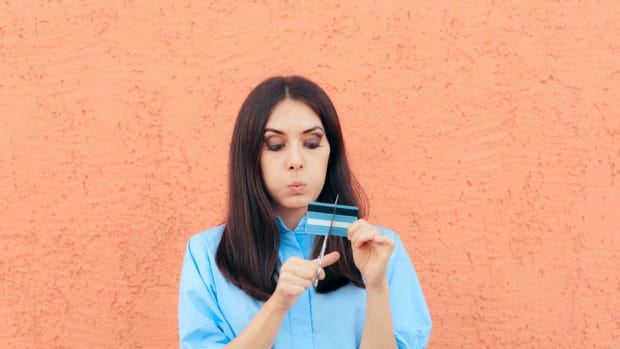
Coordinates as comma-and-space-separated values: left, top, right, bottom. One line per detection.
178, 217, 432, 348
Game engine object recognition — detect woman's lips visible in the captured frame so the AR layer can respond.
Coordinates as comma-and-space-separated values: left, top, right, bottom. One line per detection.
288, 181, 306, 192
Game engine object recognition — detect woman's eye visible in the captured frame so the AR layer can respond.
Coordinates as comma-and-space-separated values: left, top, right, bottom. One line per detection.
304, 135, 323, 149
304, 141, 321, 149
266, 143, 284, 151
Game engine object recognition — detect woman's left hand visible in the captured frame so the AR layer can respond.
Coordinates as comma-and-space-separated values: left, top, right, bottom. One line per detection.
347, 219, 396, 289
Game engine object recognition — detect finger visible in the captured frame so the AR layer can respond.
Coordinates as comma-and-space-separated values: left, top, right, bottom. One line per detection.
282, 257, 315, 272
277, 282, 307, 297
347, 219, 367, 239
283, 257, 333, 281
373, 234, 396, 248
279, 272, 314, 291
319, 251, 340, 268
283, 263, 318, 280
351, 228, 381, 248
297, 266, 320, 280
279, 257, 303, 272
289, 274, 313, 290
313, 252, 340, 281
281, 256, 305, 267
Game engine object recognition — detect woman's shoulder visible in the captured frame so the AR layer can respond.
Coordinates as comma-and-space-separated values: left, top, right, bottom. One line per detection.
185, 224, 226, 257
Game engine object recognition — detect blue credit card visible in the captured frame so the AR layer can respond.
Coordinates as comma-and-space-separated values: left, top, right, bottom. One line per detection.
304, 201, 359, 237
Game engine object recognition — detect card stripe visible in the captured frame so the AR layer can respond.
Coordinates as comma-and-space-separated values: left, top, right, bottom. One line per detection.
304, 201, 359, 237
304, 225, 349, 237
307, 202, 358, 216
306, 212, 357, 224
306, 218, 353, 229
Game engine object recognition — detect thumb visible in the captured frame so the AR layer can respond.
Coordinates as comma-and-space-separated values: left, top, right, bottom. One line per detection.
318, 251, 340, 268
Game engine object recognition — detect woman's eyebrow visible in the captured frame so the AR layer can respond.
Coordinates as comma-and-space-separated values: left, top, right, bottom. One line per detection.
302, 126, 325, 134
264, 126, 324, 135
264, 128, 284, 135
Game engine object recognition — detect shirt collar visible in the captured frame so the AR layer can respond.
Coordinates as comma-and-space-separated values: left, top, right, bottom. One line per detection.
275, 215, 308, 235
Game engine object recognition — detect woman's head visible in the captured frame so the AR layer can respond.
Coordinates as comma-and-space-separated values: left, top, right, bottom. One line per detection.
229, 75, 362, 219
260, 99, 331, 225
219, 76, 367, 300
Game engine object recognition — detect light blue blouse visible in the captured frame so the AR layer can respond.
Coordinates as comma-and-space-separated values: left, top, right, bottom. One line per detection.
178, 217, 432, 348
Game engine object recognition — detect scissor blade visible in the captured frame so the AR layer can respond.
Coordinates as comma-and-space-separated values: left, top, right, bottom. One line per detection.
325, 196, 339, 238
314, 194, 339, 287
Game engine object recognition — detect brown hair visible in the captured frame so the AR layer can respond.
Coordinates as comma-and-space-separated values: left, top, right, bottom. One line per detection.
216, 75, 368, 300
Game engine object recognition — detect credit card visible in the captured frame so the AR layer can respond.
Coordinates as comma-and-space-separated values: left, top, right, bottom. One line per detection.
304, 201, 359, 237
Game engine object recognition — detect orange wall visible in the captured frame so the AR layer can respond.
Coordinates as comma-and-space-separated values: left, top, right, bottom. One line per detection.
1, 1, 619, 347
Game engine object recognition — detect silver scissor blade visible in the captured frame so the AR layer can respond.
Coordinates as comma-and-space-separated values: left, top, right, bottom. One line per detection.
313, 194, 339, 287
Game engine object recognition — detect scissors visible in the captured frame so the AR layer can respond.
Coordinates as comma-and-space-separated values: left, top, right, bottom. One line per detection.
313, 194, 339, 288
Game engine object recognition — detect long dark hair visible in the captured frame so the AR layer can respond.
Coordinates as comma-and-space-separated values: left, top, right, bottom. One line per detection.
216, 76, 368, 301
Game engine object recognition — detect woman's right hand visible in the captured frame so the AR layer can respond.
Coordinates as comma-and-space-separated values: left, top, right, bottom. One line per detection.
269, 251, 340, 310
223, 251, 341, 349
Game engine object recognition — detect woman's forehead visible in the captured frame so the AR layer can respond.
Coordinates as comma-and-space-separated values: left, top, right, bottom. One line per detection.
265, 99, 323, 131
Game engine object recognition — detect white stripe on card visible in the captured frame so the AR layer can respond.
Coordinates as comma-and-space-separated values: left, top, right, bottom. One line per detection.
307, 218, 352, 229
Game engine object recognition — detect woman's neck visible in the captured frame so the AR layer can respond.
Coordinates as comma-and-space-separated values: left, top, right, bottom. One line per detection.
274, 207, 307, 231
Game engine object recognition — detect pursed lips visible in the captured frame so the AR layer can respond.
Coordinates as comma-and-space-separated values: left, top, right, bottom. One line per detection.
288, 181, 306, 192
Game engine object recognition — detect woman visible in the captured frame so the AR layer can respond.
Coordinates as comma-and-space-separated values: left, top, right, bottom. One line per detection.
178, 76, 431, 348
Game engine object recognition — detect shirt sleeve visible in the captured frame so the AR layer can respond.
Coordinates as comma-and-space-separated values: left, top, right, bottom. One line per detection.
384, 230, 433, 349
178, 235, 232, 348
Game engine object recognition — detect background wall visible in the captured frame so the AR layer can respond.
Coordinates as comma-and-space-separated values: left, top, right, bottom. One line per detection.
1, 1, 618, 347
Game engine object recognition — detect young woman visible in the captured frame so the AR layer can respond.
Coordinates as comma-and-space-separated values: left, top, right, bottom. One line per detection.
178, 76, 432, 348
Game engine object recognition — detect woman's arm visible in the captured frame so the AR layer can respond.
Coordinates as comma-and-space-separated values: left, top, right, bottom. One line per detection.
222, 296, 288, 349
348, 220, 398, 349
224, 252, 341, 349
362, 283, 397, 349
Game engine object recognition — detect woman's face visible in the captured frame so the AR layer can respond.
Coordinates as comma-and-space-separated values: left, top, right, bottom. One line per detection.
260, 99, 330, 220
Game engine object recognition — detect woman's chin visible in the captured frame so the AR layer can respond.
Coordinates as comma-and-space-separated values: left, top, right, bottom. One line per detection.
275, 197, 312, 212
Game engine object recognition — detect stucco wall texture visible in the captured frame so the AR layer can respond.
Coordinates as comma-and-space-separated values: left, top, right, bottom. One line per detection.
1, 1, 618, 348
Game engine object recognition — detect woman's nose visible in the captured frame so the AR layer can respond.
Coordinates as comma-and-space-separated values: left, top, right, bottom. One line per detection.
287, 144, 304, 170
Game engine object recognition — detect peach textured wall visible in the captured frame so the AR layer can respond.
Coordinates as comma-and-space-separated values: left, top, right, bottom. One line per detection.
1, 1, 619, 348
